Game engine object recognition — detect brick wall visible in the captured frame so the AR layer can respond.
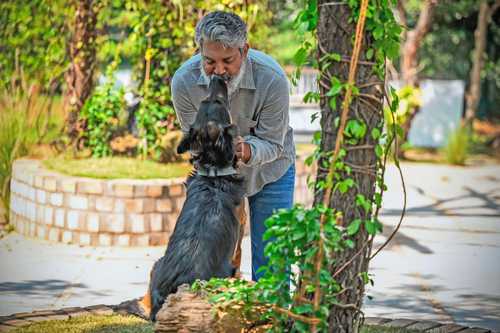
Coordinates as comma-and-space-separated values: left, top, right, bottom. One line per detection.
9, 158, 315, 247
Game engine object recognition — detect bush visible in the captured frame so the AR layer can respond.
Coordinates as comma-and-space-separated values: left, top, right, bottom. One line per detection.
443, 125, 470, 165
0, 83, 50, 223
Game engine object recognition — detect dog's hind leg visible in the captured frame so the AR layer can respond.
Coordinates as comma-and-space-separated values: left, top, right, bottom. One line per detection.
231, 202, 247, 278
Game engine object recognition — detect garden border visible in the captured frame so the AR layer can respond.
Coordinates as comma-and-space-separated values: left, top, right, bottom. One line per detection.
0, 303, 497, 332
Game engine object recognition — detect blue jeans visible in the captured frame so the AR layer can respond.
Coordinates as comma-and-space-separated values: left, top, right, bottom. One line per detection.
248, 164, 295, 281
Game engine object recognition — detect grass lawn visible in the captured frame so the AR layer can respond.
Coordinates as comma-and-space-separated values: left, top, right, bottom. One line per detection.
43, 157, 191, 180
10, 314, 421, 333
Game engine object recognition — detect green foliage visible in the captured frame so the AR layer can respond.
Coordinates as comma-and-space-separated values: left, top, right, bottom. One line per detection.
80, 68, 126, 158
193, 204, 354, 331
442, 125, 470, 165
0, 82, 51, 223
0, 0, 70, 90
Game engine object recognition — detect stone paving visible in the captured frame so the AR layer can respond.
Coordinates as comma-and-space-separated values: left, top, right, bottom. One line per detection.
0, 161, 499, 332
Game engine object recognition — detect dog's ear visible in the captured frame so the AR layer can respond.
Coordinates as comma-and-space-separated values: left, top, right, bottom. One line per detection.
224, 124, 238, 138
176, 130, 192, 154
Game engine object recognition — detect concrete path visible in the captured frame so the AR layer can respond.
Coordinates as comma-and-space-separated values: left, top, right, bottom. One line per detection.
0, 162, 499, 330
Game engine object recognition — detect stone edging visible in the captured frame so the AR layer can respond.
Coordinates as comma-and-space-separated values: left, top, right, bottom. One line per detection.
8, 158, 314, 247
0, 303, 497, 333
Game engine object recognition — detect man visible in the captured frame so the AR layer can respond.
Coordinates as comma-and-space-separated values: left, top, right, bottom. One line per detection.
171, 11, 295, 281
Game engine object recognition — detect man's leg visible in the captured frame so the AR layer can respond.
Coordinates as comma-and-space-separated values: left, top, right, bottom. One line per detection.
248, 164, 295, 281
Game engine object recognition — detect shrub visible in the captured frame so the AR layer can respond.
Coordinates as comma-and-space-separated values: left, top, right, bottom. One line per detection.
443, 125, 470, 165
0, 83, 50, 223
80, 73, 126, 157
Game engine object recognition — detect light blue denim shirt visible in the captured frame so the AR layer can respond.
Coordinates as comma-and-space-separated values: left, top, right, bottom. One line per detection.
171, 49, 296, 196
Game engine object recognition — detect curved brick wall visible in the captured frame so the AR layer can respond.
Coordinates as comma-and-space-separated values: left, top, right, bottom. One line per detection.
9, 158, 314, 247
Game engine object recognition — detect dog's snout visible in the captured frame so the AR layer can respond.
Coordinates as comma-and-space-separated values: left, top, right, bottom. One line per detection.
206, 121, 220, 141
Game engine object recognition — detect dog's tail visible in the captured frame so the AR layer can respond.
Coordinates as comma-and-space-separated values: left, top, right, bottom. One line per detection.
149, 288, 164, 322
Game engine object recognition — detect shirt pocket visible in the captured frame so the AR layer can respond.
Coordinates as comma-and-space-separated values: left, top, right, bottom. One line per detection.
239, 117, 257, 136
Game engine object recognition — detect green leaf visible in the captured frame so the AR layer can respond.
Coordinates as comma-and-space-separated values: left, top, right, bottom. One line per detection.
347, 218, 362, 236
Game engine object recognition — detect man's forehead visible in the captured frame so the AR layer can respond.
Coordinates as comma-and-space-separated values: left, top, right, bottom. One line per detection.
202, 41, 240, 59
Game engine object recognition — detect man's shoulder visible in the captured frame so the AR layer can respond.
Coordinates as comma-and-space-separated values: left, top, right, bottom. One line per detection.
248, 49, 287, 79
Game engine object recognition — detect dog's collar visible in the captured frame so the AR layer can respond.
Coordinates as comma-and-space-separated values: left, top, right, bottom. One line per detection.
197, 165, 238, 177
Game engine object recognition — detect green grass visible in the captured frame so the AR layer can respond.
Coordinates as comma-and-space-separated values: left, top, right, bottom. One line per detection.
10, 314, 420, 333
10, 314, 153, 333
442, 125, 470, 165
43, 157, 191, 180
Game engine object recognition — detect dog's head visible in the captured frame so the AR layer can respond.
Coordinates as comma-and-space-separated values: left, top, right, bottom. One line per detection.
177, 75, 238, 169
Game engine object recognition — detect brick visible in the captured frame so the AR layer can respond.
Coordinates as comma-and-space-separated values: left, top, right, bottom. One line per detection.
85, 305, 114, 316
34, 175, 44, 189
96, 197, 114, 212
35, 205, 44, 223
87, 213, 100, 232
101, 214, 125, 233
149, 214, 164, 232
146, 185, 163, 198
54, 209, 65, 228
129, 214, 147, 233
43, 177, 57, 192
125, 199, 144, 213
134, 185, 147, 197
384, 319, 418, 328
174, 196, 185, 210
406, 320, 442, 331
156, 199, 173, 213
68, 195, 88, 210
143, 199, 155, 213
2, 319, 30, 327
36, 225, 47, 240
132, 234, 149, 247
364, 318, 392, 326
114, 199, 125, 212
59, 179, 76, 193
168, 184, 184, 197
78, 181, 103, 194
35, 190, 47, 204
98, 234, 112, 246
26, 201, 36, 221
150, 232, 169, 246
48, 228, 60, 242
43, 206, 53, 225
115, 234, 130, 246
49, 193, 63, 207
29, 223, 36, 237
79, 233, 91, 246
27, 187, 36, 201
114, 184, 134, 197
61, 230, 73, 244
67, 210, 83, 230
166, 213, 178, 231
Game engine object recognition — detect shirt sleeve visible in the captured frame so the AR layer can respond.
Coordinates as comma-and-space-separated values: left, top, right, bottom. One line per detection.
243, 75, 290, 166
171, 72, 197, 134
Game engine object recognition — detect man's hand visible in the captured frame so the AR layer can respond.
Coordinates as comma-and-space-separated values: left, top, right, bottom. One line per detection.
235, 136, 251, 164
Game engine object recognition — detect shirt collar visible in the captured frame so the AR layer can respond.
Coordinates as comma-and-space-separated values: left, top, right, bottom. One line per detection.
196, 55, 255, 90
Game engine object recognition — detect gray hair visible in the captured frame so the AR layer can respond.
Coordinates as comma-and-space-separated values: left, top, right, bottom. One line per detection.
195, 11, 247, 50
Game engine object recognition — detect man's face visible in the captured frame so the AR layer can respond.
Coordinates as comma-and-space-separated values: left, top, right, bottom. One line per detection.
201, 40, 249, 81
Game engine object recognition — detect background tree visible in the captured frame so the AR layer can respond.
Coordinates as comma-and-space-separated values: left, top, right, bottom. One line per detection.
464, 0, 500, 127
64, 0, 101, 141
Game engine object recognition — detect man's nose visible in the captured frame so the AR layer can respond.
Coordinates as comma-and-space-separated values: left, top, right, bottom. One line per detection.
214, 62, 226, 75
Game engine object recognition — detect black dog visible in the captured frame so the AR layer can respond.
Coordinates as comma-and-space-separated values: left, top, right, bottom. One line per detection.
146, 76, 244, 321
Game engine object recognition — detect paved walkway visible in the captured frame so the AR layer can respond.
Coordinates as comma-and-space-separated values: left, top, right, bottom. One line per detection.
0, 162, 499, 330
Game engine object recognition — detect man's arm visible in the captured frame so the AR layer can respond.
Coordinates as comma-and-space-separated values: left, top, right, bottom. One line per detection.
171, 73, 197, 134
241, 75, 289, 166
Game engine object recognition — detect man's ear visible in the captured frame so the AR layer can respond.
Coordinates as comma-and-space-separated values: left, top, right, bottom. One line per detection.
176, 131, 192, 154
242, 43, 250, 58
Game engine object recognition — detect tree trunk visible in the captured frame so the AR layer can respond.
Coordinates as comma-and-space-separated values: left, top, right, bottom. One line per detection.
154, 285, 268, 333
315, 2, 383, 332
64, 0, 98, 140
464, 0, 500, 127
